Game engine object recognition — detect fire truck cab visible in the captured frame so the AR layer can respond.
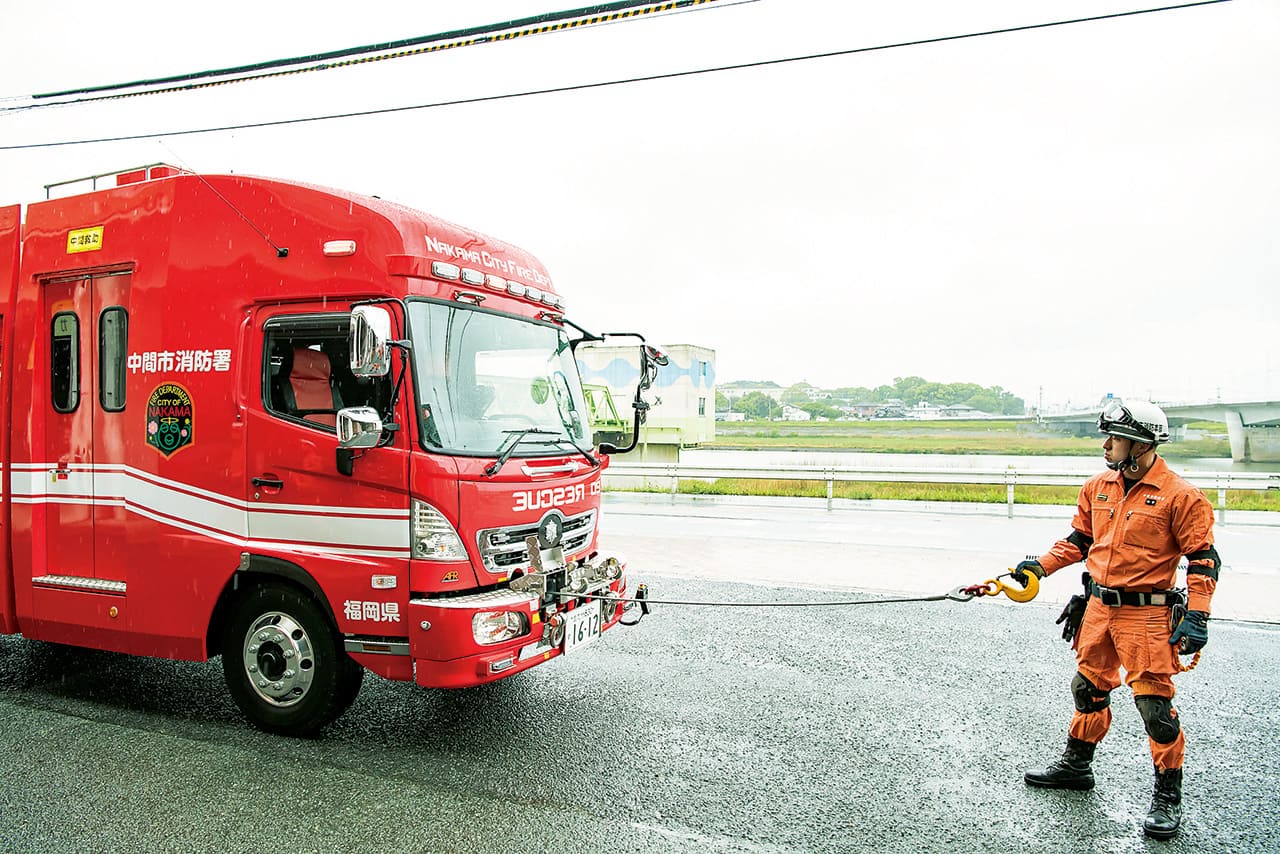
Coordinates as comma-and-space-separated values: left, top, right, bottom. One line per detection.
0, 166, 657, 735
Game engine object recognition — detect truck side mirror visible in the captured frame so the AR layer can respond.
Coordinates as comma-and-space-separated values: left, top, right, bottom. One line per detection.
349, 305, 392, 377
598, 341, 667, 456
337, 406, 384, 449
638, 344, 668, 392
335, 406, 384, 476
643, 344, 669, 367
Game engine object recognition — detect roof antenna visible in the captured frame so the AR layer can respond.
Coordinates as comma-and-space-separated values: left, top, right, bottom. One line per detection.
158, 140, 289, 258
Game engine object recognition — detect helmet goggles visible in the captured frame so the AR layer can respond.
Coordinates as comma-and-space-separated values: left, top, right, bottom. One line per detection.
1097, 400, 1156, 444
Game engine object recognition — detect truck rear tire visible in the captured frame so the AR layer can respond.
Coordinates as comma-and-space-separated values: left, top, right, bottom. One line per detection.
221, 581, 363, 736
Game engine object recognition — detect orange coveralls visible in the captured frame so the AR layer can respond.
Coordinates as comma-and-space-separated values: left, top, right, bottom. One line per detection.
1036, 456, 1218, 770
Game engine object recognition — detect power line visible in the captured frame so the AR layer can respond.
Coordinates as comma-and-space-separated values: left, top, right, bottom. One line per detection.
9, 0, 725, 110
0, 0, 1232, 152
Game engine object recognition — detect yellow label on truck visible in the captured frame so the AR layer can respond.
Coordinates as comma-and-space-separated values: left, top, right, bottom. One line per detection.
67, 226, 104, 253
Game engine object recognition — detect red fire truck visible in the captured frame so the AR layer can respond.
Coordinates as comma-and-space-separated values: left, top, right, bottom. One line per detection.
0, 165, 659, 735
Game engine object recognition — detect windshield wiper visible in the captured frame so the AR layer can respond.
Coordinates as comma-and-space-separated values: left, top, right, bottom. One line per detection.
551, 437, 599, 470
485, 428, 560, 477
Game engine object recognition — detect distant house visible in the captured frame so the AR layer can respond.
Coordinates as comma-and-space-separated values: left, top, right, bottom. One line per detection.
781, 404, 812, 422
912, 402, 943, 419
941, 404, 981, 418
846, 402, 881, 418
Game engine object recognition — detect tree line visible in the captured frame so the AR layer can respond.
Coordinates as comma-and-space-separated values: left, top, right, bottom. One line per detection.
719, 376, 1026, 419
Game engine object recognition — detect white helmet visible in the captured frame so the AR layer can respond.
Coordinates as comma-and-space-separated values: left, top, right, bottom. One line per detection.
1098, 399, 1170, 446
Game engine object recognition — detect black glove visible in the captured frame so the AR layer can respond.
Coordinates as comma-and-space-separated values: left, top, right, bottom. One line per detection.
1012, 559, 1045, 587
1056, 594, 1087, 644
1169, 610, 1209, 654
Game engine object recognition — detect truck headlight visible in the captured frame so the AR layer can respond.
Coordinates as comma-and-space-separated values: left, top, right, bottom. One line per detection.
412, 499, 467, 561
472, 610, 530, 645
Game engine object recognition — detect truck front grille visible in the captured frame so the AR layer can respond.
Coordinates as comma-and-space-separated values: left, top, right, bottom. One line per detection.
477, 510, 596, 574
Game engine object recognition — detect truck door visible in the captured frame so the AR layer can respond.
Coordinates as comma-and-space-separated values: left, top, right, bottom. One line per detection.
41, 271, 132, 583
0, 310, 11, 633
244, 309, 410, 569
92, 274, 132, 584
1, 204, 17, 632
43, 276, 94, 579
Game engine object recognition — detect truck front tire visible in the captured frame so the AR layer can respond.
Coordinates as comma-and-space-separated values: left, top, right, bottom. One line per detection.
221, 581, 363, 736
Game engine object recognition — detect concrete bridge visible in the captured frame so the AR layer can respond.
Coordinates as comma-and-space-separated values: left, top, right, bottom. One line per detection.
1042, 399, 1280, 463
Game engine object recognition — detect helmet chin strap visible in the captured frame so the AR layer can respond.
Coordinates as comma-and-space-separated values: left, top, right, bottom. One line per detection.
1107, 440, 1151, 474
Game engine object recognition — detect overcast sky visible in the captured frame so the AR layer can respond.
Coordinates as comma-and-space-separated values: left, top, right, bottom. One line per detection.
2, 0, 1276, 410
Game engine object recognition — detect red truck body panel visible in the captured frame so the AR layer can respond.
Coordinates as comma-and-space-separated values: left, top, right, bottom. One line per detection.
0, 170, 631, 716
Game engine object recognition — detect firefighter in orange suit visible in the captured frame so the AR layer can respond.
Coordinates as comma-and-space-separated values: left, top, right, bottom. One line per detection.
1013, 399, 1218, 840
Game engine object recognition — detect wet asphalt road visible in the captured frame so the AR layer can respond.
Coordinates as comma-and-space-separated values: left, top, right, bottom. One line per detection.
2, 503, 1279, 853
3, 578, 1277, 853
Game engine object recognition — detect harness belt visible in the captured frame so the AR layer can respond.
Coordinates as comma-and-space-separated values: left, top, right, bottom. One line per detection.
1088, 579, 1183, 608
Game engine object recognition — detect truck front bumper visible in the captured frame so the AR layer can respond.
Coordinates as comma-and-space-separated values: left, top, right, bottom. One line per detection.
406, 555, 632, 689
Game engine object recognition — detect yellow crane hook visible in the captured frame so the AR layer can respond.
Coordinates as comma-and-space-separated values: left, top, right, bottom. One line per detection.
984, 570, 1040, 603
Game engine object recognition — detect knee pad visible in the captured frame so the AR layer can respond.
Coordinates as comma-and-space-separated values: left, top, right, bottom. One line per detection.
1071, 672, 1111, 713
1135, 695, 1181, 744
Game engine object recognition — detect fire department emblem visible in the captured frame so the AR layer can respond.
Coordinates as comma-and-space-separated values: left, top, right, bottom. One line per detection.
537, 511, 564, 549
145, 383, 194, 458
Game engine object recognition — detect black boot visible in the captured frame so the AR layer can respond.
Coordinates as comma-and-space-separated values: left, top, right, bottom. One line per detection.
1024, 737, 1096, 790
1143, 767, 1183, 840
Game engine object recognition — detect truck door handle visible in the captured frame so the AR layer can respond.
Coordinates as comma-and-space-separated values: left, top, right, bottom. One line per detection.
252, 476, 285, 489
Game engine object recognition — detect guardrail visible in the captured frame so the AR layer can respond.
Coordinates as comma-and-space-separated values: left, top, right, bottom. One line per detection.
603, 461, 1280, 522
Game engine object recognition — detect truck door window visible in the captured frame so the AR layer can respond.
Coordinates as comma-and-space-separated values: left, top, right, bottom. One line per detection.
262, 315, 391, 430
99, 306, 128, 412
50, 312, 80, 413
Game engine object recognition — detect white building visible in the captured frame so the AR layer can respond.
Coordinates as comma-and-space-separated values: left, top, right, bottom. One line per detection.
575, 342, 716, 473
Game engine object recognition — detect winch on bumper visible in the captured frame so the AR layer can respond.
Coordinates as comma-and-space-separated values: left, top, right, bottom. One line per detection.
407, 537, 644, 688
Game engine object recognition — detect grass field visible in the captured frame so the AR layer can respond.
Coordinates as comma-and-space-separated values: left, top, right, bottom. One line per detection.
709, 418, 1232, 458
615, 419, 1280, 511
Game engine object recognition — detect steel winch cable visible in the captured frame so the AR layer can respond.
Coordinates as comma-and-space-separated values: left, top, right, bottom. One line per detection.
564, 578, 1204, 671
551, 585, 984, 609
549, 571, 1042, 610
571, 568, 1047, 608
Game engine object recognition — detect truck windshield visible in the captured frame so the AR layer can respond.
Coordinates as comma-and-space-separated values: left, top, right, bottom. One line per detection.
407, 300, 593, 456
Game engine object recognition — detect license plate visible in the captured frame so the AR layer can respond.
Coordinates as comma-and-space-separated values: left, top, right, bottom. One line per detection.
563, 601, 602, 654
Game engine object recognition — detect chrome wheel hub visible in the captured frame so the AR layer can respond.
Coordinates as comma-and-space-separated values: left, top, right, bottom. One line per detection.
241, 611, 315, 707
